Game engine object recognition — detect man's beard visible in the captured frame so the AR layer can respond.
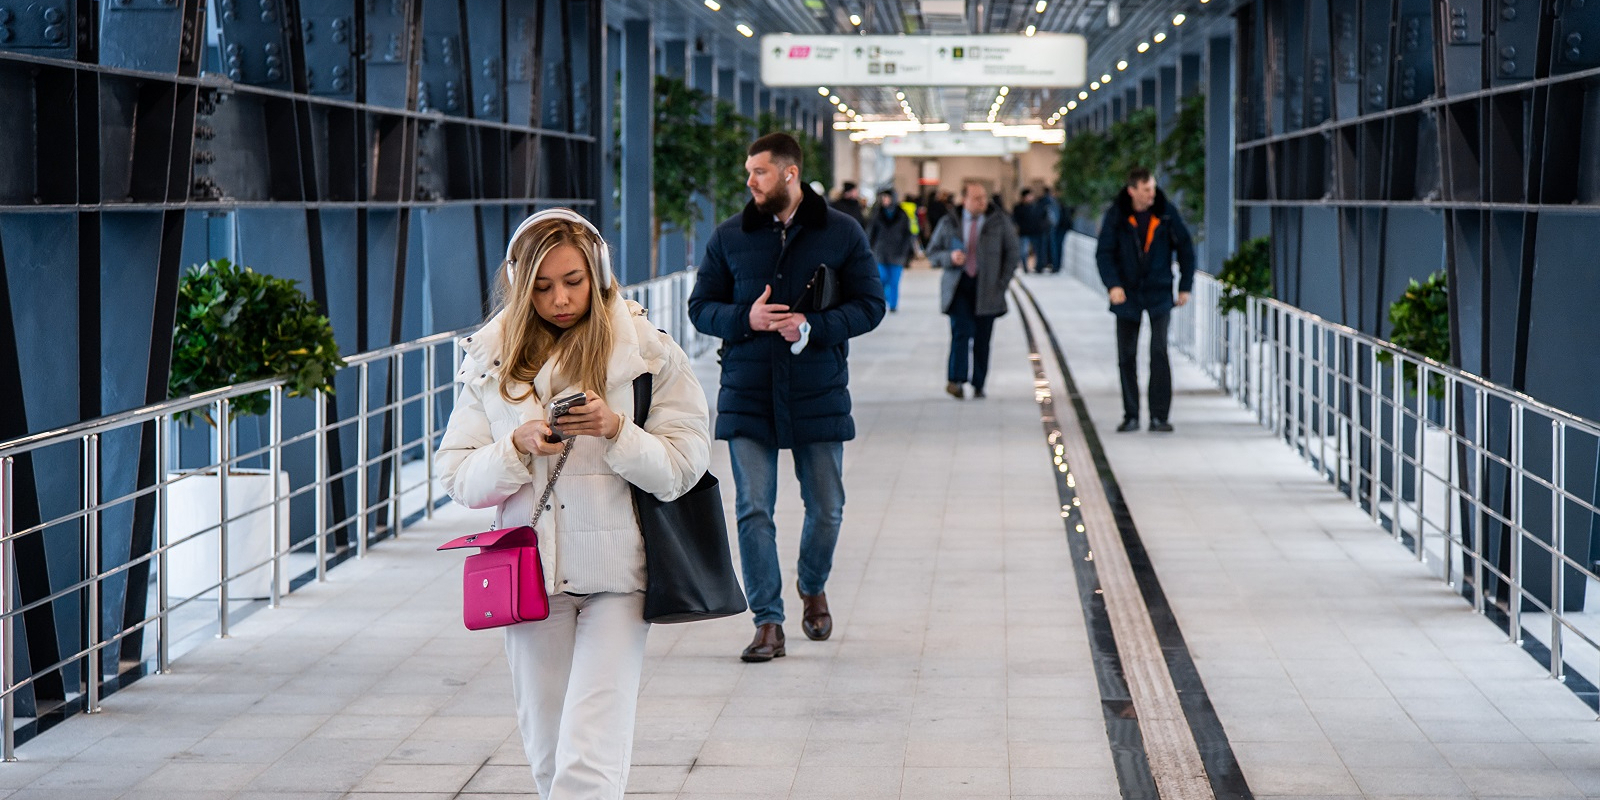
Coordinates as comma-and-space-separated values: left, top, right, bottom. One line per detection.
753, 189, 792, 218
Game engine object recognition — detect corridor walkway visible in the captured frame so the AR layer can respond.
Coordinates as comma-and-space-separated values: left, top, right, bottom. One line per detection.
1, 268, 1597, 799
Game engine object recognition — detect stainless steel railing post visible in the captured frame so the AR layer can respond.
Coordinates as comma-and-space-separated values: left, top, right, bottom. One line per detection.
1473, 389, 1487, 615
314, 396, 328, 583
83, 435, 100, 716
84, 434, 101, 713
155, 415, 170, 673
390, 353, 403, 538
1551, 419, 1565, 680
269, 386, 283, 609
1443, 377, 1456, 589
357, 363, 369, 558
1509, 404, 1524, 645
1, 456, 13, 761
423, 346, 436, 520
1392, 353, 1403, 545
217, 398, 231, 639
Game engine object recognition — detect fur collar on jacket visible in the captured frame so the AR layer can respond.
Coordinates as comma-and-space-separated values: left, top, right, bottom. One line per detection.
455, 296, 662, 402
741, 183, 832, 233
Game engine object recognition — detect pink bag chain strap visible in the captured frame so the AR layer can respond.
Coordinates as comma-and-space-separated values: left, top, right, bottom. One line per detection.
528, 439, 575, 529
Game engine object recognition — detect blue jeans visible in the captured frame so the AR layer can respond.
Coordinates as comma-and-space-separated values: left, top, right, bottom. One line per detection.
727, 437, 846, 627
877, 264, 903, 311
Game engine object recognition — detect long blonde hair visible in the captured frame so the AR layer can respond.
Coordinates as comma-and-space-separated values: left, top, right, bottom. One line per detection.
493, 218, 618, 405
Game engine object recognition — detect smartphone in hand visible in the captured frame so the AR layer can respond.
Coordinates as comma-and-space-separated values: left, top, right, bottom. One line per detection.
544, 393, 588, 443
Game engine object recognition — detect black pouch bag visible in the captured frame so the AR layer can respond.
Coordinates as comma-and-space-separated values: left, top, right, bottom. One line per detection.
791, 264, 839, 313
630, 373, 747, 623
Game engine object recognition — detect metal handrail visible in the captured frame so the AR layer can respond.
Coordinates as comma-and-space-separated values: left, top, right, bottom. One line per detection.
0, 268, 706, 759
1170, 266, 1600, 697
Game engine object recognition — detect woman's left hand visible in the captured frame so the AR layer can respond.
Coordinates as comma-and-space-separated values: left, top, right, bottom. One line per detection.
552, 391, 623, 440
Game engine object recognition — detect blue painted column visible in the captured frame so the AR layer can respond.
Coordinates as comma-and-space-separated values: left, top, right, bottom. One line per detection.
659, 40, 688, 276
599, 25, 622, 244
620, 18, 654, 282
1158, 66, 1178, 136
691, 53, 718, 258
1205, 34, 1236, 275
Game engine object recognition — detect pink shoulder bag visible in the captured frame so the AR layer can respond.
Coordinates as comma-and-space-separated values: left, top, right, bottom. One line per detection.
437, 440, 573, 630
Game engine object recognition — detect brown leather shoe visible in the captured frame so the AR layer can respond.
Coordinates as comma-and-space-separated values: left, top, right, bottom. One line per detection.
797, 582, 833, 641
740, 623, 785, 662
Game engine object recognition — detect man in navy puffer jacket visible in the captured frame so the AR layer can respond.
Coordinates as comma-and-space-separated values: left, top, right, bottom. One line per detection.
689, 133, 885, 663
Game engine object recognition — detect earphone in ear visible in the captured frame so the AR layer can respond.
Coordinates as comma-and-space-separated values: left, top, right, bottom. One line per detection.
786, 175, 792, 183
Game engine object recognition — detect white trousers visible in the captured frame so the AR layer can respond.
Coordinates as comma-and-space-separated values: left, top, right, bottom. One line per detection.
504, 591, 650, 800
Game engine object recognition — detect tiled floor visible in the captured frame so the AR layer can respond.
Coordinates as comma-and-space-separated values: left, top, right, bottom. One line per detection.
5, 268, 1599, 799
1022, 272, 1600, 799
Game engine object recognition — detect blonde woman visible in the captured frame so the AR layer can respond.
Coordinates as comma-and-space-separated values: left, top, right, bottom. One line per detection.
437, 209, 711, 799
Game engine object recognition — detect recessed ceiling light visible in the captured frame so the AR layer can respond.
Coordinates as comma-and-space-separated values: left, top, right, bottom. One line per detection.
704, 0, 720, 10
1117, 60, 1128, 71
1101, 73, 1112, 83
1036, 0, 1047, 11
1137, 42, 1150, 53
1058, 106, 1068, 113
829, 95, 840, 104
1025, 25, 1036, 36
1068, 100, 1077, 109
1173, 13, 1186, 25
1153, 32, 1166, 43
849, 14, 861, 25
999, 86, 1010, 95
1078, 91, 1088, 100
736, 23, 753, 37
818, 87, 829, 95
1090, 81, 1099, 90
895, 91, 905, 100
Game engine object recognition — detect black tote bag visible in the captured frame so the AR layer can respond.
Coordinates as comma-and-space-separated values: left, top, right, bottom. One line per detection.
631, 374, 747, 623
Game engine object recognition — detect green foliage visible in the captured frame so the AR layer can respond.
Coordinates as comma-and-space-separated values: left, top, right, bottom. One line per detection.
1108, 108, 1160, 188
1218, 237, 1272, 314
1162, 94, 1206, 229
643, 80, 833, 229
1380, 270, 1451, 398
1056, 128, 1114, 217
1056, 101, 1207, 231
169, 259, 345, 424
653, 75, 714, 234
710, 100, 756, 221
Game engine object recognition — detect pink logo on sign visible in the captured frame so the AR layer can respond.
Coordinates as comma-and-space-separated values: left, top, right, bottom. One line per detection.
788, 46, 811, 58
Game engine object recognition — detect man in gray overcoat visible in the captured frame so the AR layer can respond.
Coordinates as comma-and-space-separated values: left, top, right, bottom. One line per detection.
925, 180, 1022, 399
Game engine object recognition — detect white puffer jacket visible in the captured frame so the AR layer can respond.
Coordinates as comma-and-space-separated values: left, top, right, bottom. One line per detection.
436, 296, 712, 596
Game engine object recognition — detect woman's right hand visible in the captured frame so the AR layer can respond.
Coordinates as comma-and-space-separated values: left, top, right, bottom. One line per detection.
512, 421, 567, 457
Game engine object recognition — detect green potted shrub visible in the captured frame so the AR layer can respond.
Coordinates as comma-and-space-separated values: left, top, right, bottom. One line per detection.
1218, 236, 1272, 314
166, 258, 345, 600
1381, 270, 1450, 399
1161, 94, 1206, 233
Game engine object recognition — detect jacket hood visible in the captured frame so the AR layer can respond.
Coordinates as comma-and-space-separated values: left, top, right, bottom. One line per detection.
1114, 186, 1172, 217
456, 295, 662, 400
742, 182, 832, 232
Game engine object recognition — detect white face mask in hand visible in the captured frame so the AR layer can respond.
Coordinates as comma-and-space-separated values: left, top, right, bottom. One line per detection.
789, 320, 812, 355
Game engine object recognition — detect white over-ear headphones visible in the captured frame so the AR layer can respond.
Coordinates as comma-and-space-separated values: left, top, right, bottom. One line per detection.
503, 208, 614, 289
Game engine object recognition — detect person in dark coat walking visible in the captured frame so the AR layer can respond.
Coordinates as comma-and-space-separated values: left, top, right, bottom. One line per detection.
688, 133, 886, 663
867, 189, 916, 313
926, 180, 1021, 399
1012, 189, 1047, 273
831, 182, 866, 228
1095, 167, 1197, 433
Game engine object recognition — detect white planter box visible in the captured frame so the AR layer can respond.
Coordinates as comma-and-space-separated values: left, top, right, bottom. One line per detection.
166, 469, 290, 600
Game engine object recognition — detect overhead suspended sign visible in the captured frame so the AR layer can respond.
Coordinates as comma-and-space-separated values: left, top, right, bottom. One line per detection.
760, 34, 1087, 88
879, 132, 1033, 157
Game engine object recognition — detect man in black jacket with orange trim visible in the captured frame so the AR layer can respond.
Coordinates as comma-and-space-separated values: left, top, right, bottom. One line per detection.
1095, 167, 1197, 433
